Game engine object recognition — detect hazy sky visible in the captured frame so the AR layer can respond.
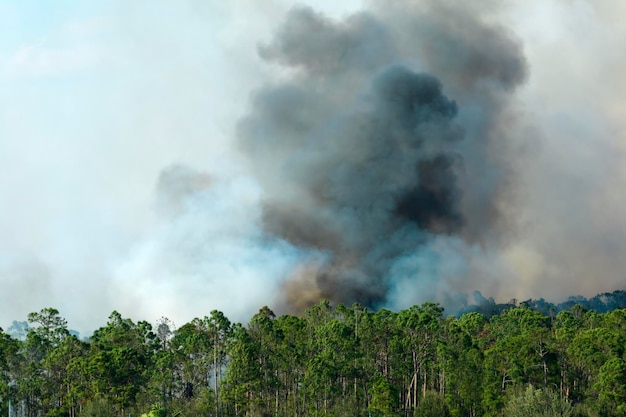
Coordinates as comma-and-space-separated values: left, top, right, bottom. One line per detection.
1, 0, 625, 335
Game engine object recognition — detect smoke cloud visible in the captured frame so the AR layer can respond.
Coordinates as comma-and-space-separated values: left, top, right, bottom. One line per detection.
1, 0, 625, 332
238, 2, 529, 312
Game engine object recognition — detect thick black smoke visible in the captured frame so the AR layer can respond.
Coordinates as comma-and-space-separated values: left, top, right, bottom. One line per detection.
238, 2, 528, 312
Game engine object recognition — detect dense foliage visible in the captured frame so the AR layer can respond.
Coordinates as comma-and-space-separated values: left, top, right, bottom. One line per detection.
1, 299, 626, 417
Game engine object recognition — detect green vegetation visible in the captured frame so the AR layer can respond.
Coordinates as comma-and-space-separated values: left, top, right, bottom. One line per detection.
1, 301, 626, 417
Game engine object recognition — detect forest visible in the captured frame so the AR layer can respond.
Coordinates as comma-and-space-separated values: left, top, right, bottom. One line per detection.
1, 294, 626, 417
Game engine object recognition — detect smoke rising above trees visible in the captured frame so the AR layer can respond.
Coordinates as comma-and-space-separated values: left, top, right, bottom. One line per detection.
237, 2, 529, 312
1, 0, 626, 332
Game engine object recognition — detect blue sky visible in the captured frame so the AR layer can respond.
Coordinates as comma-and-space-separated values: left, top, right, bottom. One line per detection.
1, 0, 625, 335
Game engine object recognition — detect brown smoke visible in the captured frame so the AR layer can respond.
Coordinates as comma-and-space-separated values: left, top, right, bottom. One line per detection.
238, 1, 528, 313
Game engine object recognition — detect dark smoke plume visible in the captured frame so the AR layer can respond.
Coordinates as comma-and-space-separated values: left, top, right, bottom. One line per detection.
238, 2, 528, 312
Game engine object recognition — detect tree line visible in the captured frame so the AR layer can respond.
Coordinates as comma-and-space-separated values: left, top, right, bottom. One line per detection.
1, 300, 626, 417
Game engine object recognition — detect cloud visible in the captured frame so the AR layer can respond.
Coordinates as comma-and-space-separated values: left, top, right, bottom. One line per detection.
1, 0, 625, 334
4, 43, 101, 78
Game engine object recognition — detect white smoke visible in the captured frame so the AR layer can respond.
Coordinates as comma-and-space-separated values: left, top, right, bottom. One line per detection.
1, 0, 625, 334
